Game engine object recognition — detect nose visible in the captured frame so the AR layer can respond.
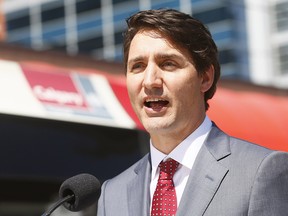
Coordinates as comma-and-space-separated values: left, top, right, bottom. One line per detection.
143, 63, 163, 89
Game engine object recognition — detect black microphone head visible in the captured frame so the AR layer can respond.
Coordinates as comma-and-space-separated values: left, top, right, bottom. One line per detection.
59, 173, 101, 212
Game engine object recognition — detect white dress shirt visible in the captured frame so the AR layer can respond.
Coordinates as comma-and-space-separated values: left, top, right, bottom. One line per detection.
150, 116, 212, 208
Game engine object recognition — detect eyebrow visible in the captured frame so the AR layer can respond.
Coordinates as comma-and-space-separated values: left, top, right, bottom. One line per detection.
157, 53, 184, 61
128, 53, 184, 65
128, 56, 145, 65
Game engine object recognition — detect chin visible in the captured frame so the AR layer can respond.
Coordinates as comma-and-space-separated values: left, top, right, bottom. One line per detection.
143, 120, 174, 134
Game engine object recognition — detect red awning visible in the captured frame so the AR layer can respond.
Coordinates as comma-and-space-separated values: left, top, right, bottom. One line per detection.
207, 87, 288, 151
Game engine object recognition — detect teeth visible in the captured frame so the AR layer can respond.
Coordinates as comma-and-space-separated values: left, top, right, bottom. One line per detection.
144, 98, 169, 108
145, 98, 165, 102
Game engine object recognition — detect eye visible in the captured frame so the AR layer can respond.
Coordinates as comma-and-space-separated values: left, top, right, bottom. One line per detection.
129, 62, 146, 73
161, 60, 178, 70
163, 61, 175, 66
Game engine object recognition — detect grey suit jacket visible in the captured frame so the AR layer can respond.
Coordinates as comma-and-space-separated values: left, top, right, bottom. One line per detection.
97, 124, 288, 216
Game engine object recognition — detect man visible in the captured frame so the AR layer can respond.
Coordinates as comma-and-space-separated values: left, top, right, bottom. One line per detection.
97, 9, 288, 216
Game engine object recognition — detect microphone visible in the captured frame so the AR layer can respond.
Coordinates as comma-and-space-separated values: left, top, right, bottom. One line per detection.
42, 173, 101, 216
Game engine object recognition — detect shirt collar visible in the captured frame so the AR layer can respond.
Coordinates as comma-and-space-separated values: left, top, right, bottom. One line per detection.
150, 116, 212, 179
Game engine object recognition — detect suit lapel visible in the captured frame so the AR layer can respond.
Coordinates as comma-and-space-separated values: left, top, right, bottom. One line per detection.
177, 125, 231, 216
127, 154, 151, 216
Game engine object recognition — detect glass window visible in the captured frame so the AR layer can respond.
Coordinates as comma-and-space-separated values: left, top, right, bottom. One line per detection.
193, 7, 233, 24
114, 31, 123, 45
8, 37, 32, 47
6, 12, 30, 31
219, 49, 235, 65
112, 0, 131, 4
41, 6, 65, 22
76, 0, 101, 14
151, 0, 180, 10
275, 2, 288, 32
42, 26, 66, 41
78, 36, 103, 54
212, 30, 234, 42
279, 44, 288, 74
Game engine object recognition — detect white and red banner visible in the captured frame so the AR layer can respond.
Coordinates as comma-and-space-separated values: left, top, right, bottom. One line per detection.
0, 59, 141, 129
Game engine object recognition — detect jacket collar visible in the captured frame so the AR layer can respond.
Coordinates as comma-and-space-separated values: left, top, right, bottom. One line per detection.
127, 154, 151, 216
177, 124, 231, 216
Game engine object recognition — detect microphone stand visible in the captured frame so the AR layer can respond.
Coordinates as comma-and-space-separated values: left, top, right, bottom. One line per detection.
41, 194, 75, 216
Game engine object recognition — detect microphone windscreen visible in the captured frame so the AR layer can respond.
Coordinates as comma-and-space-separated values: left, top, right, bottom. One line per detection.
59, 173, 101, 212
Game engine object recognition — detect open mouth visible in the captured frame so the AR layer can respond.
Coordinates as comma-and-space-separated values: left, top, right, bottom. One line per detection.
144, 98, 169, 110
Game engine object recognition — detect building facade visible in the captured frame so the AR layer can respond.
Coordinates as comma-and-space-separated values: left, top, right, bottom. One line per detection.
245, 0, 288, 87
2, 0, 288, 87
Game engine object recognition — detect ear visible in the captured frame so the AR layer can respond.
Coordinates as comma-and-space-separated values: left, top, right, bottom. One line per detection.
200, 65, 214, 93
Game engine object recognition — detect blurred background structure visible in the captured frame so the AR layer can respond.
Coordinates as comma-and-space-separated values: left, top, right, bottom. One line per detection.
0, 0, 287, 215
1, 0, 288, 87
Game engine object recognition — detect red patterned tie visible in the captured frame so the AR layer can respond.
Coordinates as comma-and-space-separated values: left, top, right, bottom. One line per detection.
151, 159, 179, 216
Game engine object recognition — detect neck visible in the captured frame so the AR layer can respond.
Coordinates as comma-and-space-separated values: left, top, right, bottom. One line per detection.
150, 115, 206, 154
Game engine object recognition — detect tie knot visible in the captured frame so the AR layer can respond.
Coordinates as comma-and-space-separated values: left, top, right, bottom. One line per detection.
159, 159, 179, 180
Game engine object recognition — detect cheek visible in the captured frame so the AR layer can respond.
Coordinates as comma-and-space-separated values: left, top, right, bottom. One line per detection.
127, 84, 136, 103
174, 78, 202, 105
127, 73, 144, 89
126, 75, 135, 90
126, 80, 133, 93
126, 76, 141, 103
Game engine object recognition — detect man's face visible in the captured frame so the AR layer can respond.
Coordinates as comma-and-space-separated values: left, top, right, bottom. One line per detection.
126, 30, 209, 139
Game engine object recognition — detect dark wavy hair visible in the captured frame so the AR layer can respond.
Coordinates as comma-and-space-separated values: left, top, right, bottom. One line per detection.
123, 9, 220, 110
